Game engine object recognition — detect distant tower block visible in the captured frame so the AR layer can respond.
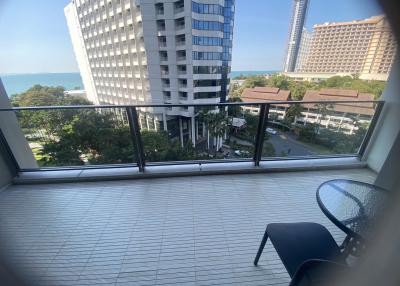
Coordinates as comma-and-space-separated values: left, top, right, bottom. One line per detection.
283, 0, 310, 72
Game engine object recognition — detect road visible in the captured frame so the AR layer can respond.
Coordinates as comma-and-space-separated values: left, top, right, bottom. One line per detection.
196, 131, 316, 159
267, 132, 315, 156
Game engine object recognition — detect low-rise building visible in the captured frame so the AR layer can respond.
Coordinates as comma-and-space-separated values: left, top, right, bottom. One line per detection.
240, 87, 376, 134
297, 89, 375, 134
240, 87, 291, 120
64, 89, 88, 100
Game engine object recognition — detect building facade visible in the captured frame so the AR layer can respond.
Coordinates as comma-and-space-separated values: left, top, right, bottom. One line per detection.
283, 0, 310, 72
65, 0, 235, 145
294, 28, 313, 72
299, 16, 397, 78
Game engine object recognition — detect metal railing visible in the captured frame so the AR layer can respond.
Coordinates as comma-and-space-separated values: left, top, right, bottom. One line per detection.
0, 100, 384, 174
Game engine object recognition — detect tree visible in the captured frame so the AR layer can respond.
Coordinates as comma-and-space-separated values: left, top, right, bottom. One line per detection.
299, 123, 318, 143
227, 95, 242, 117
284, 104, 303, 125
12, 85, 92, 138
199, 108, 231, 152
141, 130, 170, 162
267, 74, 290, 90
243, 75, 268, 88
140, 130, 197, 162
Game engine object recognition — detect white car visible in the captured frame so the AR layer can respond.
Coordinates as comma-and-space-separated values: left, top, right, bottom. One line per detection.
266, 128, 278, 135
234, 150, 250, 157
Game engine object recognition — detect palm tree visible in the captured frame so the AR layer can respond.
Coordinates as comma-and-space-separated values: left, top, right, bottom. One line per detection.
199, 108, 231, 154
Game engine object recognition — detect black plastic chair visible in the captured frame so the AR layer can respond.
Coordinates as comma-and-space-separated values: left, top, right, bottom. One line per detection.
254, 222, 349, 286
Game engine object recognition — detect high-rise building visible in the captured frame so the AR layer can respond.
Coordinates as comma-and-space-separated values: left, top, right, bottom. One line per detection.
299, 15, 397, 77
283, 0, 310, 72
295, 28, 313, 72
65, 0, 235, 144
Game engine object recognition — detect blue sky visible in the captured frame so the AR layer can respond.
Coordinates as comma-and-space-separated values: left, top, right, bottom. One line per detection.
0, 0, 382, 74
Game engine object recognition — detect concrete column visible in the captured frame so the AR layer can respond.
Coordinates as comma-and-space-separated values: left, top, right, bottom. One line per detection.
139, 115, 143, 130
202, 122, 206, 137
195, 120, 199, 140
163, 111, 167, 131
179, 117, 184, 148
145, 115, 150, 130
207, 130, 210, 150
191, 116, 196, 146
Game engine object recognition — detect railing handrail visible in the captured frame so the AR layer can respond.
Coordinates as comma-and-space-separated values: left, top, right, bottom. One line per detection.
0, 100, 383, 112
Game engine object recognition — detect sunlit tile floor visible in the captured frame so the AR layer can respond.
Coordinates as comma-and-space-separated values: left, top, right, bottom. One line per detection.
0, 168, 375, 286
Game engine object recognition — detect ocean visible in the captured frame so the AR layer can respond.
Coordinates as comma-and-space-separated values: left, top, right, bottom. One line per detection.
1, 73, 84, 96
1, 71, 277, 96
230, 70, 276, 78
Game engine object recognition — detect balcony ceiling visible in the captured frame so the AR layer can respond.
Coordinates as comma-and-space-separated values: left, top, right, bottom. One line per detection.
0, 168, 375, 285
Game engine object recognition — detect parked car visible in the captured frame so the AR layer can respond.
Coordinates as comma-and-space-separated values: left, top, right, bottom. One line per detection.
266, 128, 278, 135
234, 150, 250, 157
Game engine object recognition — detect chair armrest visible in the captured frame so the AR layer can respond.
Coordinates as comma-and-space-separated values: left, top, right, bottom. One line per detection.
290, 259, 349, 286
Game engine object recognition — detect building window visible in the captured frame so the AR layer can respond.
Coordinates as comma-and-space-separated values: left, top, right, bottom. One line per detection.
176, 34, 186, 46
193, 52, 222, 61
159, 51, 168, 61
175, 18, 185, 30
194, 80, 221, 87
174, 0, 184, 13
192, 19, 223, 31
193, 36, 223, 46
155, 3, 164, 15
192, 1, 224, 16
193, 66, 222, 74
194, 92, 221, 99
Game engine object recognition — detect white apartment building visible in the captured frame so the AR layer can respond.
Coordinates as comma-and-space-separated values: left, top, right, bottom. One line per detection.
65, 0, 235, 145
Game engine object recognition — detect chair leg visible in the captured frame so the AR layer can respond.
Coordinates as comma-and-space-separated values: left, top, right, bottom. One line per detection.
254, 229, 269, 266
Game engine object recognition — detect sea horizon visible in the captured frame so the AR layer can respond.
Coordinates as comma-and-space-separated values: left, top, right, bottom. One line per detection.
1, 70, 279, 96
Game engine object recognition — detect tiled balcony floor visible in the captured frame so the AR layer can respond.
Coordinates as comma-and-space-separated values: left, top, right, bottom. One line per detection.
0, 168, 375, 286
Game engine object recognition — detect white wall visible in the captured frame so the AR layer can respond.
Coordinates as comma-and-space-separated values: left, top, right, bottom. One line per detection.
65, 3, 99, 105
365, 52, 400, 171
0, 79, 38, 169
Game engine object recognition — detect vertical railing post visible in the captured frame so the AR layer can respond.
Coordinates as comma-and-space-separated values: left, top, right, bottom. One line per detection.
126, 107, 146, 172
358, 101, 385, 159
253, 104, 270, 166
0, 128, 20, 177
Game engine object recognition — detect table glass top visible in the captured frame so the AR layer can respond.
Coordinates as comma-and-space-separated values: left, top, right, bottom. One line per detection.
318, 180, 387, 238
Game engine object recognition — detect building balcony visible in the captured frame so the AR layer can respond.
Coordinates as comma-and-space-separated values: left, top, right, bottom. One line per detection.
0, 84, 397, 286
175, 6, 185, 14
0, 167, 375, 285
175, 24, 185, 31
194, 85, 222, 92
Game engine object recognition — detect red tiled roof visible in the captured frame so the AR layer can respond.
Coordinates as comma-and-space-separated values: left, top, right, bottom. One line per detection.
241, 87, 291, 107
302, 89, 375, 116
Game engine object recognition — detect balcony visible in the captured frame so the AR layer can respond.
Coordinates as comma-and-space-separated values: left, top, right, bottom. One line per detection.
0, 68, 399, 285
0, 167, 374, 285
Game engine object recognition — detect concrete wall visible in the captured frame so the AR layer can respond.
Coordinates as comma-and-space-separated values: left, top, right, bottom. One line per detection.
364, 51, 400, 190
0, 79, 38, 169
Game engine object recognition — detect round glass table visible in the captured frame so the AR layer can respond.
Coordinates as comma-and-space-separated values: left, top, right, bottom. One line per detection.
317, 179, 388, 241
